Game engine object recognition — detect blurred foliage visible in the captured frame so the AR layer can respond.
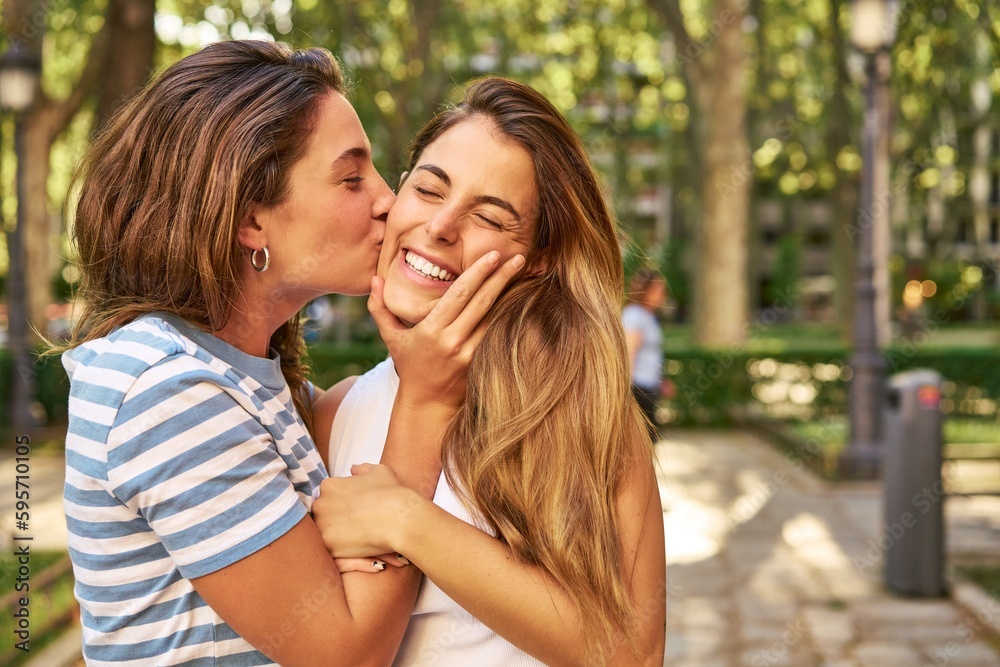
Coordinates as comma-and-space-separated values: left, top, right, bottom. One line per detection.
0, 341, 388, 425
0, 346, 70, 423
767, 235, 801, 307
960, 566, 1000, 602
660, 345, 1000, 426
305, 341, 388, 390
14, 338, 1000, 431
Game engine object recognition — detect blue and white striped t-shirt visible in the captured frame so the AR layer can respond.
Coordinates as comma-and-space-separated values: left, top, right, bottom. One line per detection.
62, 313, 327, 666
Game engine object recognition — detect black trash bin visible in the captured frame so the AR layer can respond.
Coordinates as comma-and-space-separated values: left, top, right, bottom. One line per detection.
883, 369, 946, 597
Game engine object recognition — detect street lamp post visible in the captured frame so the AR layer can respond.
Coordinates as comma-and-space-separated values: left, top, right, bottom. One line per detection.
1, 44, 42, 437
839, 0, 898, 479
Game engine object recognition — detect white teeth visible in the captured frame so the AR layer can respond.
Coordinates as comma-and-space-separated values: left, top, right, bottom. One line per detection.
405, 251, 454, 281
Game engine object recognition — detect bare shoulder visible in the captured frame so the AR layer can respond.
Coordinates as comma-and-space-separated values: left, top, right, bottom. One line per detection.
616, 433, 667, 662
618, 435, 660, 515
312, 376, 359, 468
615, 433, 665, 582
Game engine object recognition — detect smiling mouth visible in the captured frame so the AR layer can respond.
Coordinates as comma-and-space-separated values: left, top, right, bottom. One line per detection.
404, 250, 457, 282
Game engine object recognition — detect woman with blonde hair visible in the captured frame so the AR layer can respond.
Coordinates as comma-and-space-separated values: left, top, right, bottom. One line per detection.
60, 41, 522, 666
313, 77, 666, 665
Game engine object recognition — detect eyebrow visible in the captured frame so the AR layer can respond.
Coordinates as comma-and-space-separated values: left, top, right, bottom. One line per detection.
416, 163, 523, 222
332, 146, 369, 169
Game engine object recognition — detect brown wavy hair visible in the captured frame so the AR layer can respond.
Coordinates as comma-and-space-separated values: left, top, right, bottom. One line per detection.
62, 40, 347, 424
409, 78, 650, 660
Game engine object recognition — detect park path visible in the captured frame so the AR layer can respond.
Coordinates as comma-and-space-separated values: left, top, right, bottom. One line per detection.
5, 433, 1000, 666
657, 429, 1000, 667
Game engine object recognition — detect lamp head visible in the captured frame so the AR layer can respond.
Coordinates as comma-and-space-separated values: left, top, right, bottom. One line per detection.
0, 44, 42, 113
851, 0, 900, 53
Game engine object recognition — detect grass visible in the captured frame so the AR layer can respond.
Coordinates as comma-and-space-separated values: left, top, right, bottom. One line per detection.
662, 322, 845, 353
0, 551, 77, 665
661, 321, 1000, 353
788, 416, 1000, 449
960, 566, 1000, 602
760, 416, 1000, 481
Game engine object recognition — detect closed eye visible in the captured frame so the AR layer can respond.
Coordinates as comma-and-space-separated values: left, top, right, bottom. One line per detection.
415, 186, 442, 198
476, 214, 503, 230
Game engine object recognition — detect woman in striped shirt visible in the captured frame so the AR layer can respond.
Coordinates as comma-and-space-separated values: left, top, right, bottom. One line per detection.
60, 40, 520, 666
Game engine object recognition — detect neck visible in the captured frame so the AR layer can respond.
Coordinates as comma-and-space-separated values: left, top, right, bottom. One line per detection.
214, 282, 302, 358
214, 310, 274, 358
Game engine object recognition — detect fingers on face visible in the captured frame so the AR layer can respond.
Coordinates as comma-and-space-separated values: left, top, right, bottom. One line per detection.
422, 251, 500, 327
443, 253, 526, 343
425, 252, 525, 338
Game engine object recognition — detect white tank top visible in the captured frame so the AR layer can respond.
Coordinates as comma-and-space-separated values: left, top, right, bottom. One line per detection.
329, 358, 546, 667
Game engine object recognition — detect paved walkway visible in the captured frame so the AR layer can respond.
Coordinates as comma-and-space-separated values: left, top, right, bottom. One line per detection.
5, 432, 1000, 666
657, 429, 1000, 667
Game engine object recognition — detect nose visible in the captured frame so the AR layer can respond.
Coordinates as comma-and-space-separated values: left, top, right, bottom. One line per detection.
424, 208, 460, 244
425, 207, 458, 243
372, 176, 395, 222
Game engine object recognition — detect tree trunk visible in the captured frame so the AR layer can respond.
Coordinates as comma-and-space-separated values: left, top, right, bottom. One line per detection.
3, 0, 49, 343
401, 0, 445, 172
93, 0, 156, 133
872, 50, 892, 347
694, 0, 750, 347
650, 0, 748, 346
19, 111, 57, 335
3, 0, 152, 341
746, 0, 766, 315
969, 54, 992, 321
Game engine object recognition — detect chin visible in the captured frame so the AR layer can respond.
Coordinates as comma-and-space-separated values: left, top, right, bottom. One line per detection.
339, 283, 373, 297
382, 285, 430, 326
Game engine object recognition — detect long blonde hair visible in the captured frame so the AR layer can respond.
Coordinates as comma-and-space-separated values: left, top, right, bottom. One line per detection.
62, 41, 347, 425
410, 78, 650, 660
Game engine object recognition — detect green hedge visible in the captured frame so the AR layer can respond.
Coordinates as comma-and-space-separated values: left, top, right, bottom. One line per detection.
664, 345, 1000, 425
0, 343, 389, 427
0, 351, 71, 425
305, 343, 388, 389
5, 342, 997, 429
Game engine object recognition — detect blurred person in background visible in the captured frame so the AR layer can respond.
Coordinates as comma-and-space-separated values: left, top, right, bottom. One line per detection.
623, 268, 668, 439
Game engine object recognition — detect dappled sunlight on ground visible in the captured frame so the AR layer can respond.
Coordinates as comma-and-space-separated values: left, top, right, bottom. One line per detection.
656, 429, 1000, 666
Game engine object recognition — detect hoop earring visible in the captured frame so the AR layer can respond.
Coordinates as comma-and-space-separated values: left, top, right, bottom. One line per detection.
250, 246, 270, 272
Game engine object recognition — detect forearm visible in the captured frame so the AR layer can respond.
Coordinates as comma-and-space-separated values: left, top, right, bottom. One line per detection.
310, 398, 453, 664
380, 392, 454, 498
337, 566, 423, 666
390, 486, 665, 666
194, 517, 423, 667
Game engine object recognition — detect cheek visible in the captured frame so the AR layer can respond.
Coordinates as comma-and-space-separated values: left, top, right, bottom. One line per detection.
376, 248, 393, 278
